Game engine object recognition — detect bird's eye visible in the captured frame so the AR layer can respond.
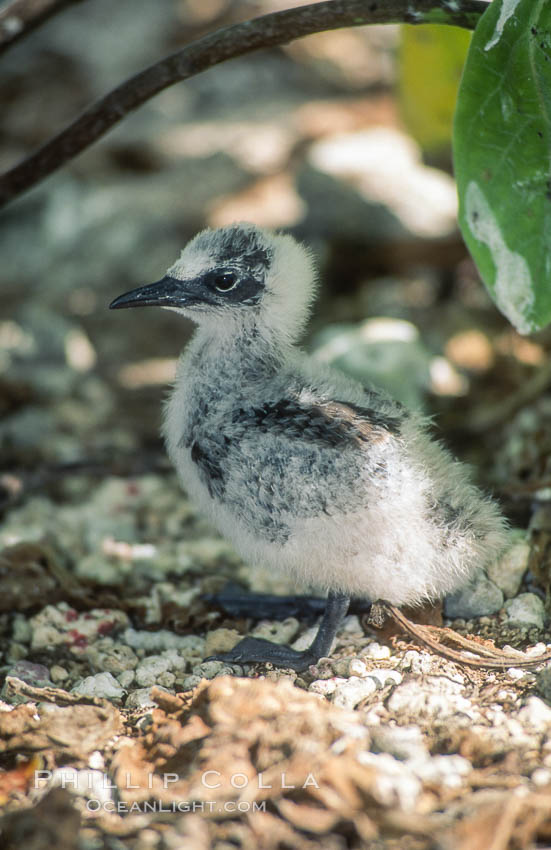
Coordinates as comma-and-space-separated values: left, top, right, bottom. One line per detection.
213, 272, 238, 292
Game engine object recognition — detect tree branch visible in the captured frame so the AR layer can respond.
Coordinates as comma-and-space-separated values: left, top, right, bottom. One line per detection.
0, 0, 490, 209
0, 0, 84, 55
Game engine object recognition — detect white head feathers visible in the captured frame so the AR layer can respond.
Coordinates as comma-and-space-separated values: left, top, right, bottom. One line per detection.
167, 222, 318, 344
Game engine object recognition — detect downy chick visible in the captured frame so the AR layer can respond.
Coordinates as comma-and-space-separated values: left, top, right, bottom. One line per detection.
110, 223, 508, 670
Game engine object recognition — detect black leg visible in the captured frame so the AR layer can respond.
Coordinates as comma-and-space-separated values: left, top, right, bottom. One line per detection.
204, 592, 351, 672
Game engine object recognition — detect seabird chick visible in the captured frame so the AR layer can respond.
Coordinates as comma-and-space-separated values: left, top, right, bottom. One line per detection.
110, 222, 508, 671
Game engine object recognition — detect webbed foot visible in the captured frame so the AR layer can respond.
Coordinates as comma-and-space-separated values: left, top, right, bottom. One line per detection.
204, 592, 352, 671
205, 636, 320, 671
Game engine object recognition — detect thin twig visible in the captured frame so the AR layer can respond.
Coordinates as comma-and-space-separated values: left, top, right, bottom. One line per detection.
421, 624, 523, 659
384, 603, 551, 669
4, 675, 111, 706
0, 0, 489, 208
0, 0, 84, 55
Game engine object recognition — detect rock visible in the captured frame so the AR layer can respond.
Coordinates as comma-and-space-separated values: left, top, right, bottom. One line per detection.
367, 669, 402, 690
504, 594, 545, 629
517, 697, 551, 732
135, 655, 173, 687
332, 676, 377, 709
444, 569, 504, 619
363, 642, 392, 661
124, 688, 159, 710
30, 603, 129, 652
400, 650, 436, 675
532, 768, 551, 786
85, 639, 138, 674
74, 554, 126, 586
537, 667, 551, 704
309, 678, 345, 697
159, 649, 188, 672
387, 677, 473, 721
305, 127, 458, 240
331, 657, 368, 678
310, 318, 432, 410
50, 665, 69, 684
72, 672, 125, 701
204, 628, 242, 657
356, 752, 422, 810
526, 643, 549, 657
487, 536, 530, 598
250, 617, 300, 645
117, 670, 135, 689
340, 615, 363, 633
507, 668, 526, 681
5, 643, 27, 663
46, 768, 113, 805
12, 615, 32, 644
192, 660, 231, 679
411, 754, 471, 789
123, 628, 205, 658
291, 624, 320, 652
2, 662, 53, 698
156, 671, 176, 688
181, 675, 203, 691
370, 725, 427, 761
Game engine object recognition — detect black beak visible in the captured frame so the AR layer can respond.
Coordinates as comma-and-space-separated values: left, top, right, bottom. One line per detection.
109, 276, 186, 310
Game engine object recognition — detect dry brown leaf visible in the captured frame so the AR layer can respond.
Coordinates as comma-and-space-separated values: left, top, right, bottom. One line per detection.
276, 798, 340, 833
0, 701, 122, 760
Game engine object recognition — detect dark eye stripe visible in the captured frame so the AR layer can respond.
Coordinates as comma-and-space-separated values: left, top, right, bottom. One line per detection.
201, 268, 265, 305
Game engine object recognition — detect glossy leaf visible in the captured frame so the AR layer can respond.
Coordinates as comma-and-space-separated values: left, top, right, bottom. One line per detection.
454, 0, 551, 334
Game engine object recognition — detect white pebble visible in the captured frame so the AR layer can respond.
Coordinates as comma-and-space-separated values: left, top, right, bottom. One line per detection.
192, 660, 227, 679
117, 670, 135, 688
348, 658, 368, 677
309, 677, 346, 696
518, 697, 551, 732
12, 615, 32, 645
71, 672, 125, 701
125, 687, 158, 709
368, 669, 402, 689
48, 768, 113, 804
123, 628, 205, 656
387, 678, 473, 720
507, 668, 526, 681
156, 671, 175, 688
527, 643, 548, 657
487, 539, 530, 598
88, 751, 104, 770
400, 650, 435, 674
333, 676, 377, 709
135, 655, 172, 687
340, 615, 363, 633
504, 594, 546, 630
182, 675, 203, 691
370, 725, 427, 761
532, 768, 551, 787
363, 642, 391, 660
357, 752, 421, 810
251, 617, 300, 645
50, 665, 69, 684
412, 754, 471, 788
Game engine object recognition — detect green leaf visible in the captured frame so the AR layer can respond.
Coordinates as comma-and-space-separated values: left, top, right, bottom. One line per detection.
399, 24, 471, 156
453, 0, 551, 334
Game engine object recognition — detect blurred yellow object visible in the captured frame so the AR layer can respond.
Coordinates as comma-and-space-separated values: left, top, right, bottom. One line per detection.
0, 754, 43, 804
398, 24, 471, 156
